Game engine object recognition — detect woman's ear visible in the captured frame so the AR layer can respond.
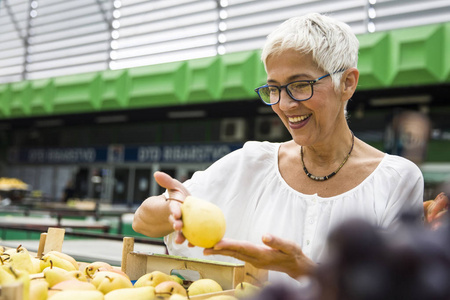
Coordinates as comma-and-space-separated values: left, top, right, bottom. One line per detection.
340, 68, 359, 101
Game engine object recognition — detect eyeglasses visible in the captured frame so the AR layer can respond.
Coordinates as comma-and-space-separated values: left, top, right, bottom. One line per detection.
254, 70, 344, 106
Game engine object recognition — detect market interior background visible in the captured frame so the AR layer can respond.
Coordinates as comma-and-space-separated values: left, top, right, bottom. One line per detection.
0, 0, 450, 265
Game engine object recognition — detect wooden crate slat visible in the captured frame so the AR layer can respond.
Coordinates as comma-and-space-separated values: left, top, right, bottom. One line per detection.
126, 252, 246, 290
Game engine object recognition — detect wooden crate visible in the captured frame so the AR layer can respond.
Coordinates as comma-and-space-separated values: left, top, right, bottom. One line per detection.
121, 236, 267, 289
1, 228, 268, 299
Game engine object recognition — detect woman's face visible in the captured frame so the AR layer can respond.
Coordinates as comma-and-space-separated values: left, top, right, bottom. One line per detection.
266, 49, 345, 146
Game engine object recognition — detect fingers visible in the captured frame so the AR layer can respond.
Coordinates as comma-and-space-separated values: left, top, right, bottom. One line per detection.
435, 193, 449, 210
168, 214, 182, 231
168, 200, 182, 219
204, 248, 261, 266
262, 234, 298, 255
175, 231, 186, 244
204, 239, 260, 255
427, 193, 449, 223
203, 239, 265, 266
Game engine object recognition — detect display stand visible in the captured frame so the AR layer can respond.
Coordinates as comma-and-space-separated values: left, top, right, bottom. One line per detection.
0, 227, 269, 299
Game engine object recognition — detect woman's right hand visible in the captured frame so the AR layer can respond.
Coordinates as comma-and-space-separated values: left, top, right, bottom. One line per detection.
154, 171, 191, 245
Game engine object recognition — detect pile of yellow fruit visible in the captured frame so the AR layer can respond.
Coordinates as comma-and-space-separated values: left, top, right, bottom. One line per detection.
0, 245, 261, 300
0, 178, 28, 191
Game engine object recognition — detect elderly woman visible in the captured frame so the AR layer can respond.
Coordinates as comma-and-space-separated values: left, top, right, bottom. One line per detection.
133, 13, 423, 283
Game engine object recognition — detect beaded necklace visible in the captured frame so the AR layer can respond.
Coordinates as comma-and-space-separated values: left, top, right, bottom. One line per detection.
300, 132, 354, 181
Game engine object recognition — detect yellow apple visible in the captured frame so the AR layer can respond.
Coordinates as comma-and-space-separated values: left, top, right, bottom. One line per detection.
43, 266, 73, 287
9, 246, 35, 274
30, 256, 42, 273
155, 280, 187, 297
46, 251, 79, 270
69, 270, 88, 282
30, 279, 49, 300
134, 270, 174, 288
0, 265, 16, 285
234, 281, 261, 298
181, 196, 226, 248
52, 279, 97, 291
85, 261, 113, 278
187, 278, 223, 296
40, 253, 77, 272
92, 271, 133, 294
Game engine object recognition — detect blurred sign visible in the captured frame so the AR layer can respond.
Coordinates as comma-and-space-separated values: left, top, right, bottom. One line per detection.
8, 143, 242, 164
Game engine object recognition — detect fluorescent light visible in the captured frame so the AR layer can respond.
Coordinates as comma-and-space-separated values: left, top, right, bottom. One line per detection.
168, 110, 206, 119
35, 119, 64, 127
369, 95, 431, 106
95, 115, 128, 123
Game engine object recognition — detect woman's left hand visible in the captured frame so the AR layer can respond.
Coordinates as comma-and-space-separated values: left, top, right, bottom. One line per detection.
424, 192, 449, 230
203, 234, 315, 279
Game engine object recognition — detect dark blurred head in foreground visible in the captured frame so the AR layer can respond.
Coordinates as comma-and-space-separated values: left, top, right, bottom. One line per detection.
247, 210, 450, 300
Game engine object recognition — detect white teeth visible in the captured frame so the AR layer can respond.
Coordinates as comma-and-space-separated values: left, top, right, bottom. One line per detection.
288, 114, 311, 123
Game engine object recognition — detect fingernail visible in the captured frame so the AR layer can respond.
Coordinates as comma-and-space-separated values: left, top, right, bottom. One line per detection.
262, 234, 272, 243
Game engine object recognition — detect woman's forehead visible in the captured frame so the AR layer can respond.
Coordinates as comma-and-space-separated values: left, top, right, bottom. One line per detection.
266, 51, 321, 81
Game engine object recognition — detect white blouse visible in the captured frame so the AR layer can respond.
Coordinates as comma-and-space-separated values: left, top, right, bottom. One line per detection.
164, 141, 424, 284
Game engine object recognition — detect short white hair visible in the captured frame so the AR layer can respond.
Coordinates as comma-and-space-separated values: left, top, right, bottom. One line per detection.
261, 13, 359, 91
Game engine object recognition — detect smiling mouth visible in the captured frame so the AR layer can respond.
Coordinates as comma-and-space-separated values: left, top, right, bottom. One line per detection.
288, 114, 312, 123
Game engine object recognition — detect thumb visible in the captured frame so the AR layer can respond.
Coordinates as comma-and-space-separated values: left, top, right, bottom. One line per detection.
154, 171, 183, 190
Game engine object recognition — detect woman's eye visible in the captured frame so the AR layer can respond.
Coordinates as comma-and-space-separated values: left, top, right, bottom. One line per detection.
268, 87, 278, 94
290, 83, 309, 91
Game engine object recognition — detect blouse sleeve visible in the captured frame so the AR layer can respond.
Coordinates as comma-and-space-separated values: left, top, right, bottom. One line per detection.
378, 155, 424, 229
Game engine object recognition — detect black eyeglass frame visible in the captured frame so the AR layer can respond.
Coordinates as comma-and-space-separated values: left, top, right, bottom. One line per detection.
254, 70, 345, 106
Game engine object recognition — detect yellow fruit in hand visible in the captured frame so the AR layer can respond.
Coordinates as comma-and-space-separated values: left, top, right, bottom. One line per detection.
187, 278, 223, 296
181, 196, 226, 248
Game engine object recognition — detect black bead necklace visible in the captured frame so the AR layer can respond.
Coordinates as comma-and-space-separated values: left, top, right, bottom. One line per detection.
300, 131, 355, 181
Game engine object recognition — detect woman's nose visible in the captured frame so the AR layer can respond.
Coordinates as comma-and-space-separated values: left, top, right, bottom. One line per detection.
278, 88, 298, 111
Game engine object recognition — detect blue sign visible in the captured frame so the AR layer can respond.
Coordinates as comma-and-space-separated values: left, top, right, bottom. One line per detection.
8, 143, 243, 164
130, 144, 241, 163
9, 147, 108, 164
